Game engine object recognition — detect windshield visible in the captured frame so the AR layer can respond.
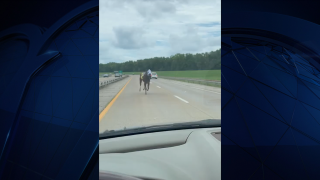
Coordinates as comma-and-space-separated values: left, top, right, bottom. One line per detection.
99, 0, 221, 138
100, 119, 221, 139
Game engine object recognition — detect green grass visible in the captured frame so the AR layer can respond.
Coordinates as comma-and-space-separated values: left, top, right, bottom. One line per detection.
155, 70, 220, 81
99, 70, 221, 81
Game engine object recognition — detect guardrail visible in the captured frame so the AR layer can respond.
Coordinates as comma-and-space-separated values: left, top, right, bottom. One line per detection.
99, 75, 129, 89
160, 76, 221, 87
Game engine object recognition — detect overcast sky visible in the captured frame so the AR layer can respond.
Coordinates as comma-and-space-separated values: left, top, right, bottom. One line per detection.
99, 0, 221, 64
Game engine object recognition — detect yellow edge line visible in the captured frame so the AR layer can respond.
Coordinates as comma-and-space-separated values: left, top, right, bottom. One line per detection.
99, 78, 132, 122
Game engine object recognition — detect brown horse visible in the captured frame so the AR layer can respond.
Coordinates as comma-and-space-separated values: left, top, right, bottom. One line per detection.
139, 72, 151, 94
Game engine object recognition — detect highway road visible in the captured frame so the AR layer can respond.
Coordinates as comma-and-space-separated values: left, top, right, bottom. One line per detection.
99, 75, 221, 133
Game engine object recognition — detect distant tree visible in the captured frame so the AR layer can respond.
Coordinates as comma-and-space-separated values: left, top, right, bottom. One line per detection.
99, 49, 221, 72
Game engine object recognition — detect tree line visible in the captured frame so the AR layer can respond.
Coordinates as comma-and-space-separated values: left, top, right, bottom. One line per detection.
99, 48, 221, 72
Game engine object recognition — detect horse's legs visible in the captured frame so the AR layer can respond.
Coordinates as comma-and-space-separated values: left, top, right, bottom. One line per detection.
144, 82, 147, 93
142, 80, 145, 90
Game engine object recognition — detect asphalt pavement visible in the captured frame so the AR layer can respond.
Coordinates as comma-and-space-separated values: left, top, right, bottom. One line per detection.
99, 77, 129, 114
99, 75, 221, 133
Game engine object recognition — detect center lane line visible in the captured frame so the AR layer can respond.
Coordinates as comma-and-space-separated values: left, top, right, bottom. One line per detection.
99, 78, 132, 122
174, 95, 189, 103
156, 86, 161, 88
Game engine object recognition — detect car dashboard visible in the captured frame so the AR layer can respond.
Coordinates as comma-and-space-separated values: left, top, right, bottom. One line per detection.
99, 127, 221, 180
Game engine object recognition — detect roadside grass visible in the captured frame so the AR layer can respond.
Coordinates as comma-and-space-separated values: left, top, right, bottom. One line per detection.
155, 70, 221, 81
99, 70, 221, 80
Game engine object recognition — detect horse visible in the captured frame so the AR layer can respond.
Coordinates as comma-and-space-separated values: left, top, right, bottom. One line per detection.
139, 72, 151, 94
139, 72, 143, 91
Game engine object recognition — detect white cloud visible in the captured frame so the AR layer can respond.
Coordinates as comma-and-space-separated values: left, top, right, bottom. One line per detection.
133, 1, 176, 21
99, 0, 221, 63
112, 26, 153, 49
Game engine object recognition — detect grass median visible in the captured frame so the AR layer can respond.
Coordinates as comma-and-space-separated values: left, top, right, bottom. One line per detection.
100, 70, 221, 81
156, 70, 221, 81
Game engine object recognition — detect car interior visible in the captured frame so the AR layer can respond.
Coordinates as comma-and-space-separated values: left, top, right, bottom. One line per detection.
99, 127, 221, 180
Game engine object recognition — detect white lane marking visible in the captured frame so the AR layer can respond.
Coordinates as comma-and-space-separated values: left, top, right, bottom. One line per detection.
174, 95, 189, 103
157, 86, 161, 88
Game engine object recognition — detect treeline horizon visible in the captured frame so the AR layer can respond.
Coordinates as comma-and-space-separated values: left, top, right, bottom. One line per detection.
99, 49, 221, 72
